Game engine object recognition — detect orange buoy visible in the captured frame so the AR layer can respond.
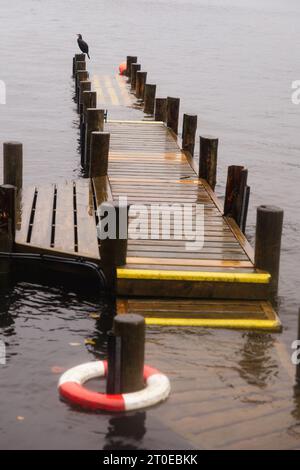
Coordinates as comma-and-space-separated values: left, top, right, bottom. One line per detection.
119, 62, 127, 76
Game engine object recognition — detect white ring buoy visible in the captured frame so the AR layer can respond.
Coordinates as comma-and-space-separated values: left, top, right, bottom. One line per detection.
58, 360, 170, 412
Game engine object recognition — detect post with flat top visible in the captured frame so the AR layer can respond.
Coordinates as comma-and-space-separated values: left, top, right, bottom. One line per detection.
81, 91, 97, 167
126, 56, 137, 78
224, 165, 249, 229
72, 53, 85, 77
76, 70, 89, 103
166, 97, 180, 134
78, 80, 91, 115
135, 71, 147, 100
131, 63, 141, 91
84, 109, 104, 173
89, 132, 110, 178
3, 142, 23, 191
254, 205, 284, 298
182, 114, 197, 157
199, 136, 219, 191
155, 98, 167, 122
0, 184, 16, 278
98, 200, 130, 295
144, 84, 156, 115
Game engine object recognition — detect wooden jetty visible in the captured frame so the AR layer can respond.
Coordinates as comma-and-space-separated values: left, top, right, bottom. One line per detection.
0, 54, 283, 331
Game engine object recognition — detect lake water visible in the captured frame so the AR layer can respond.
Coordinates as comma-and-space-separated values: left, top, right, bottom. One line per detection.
0, 0, 300, 449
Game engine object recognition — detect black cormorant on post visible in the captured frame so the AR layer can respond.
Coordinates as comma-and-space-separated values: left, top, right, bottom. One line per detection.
77, 34, 90, 59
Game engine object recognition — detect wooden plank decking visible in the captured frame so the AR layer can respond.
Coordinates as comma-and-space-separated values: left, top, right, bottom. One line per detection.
13, 118, 279, 330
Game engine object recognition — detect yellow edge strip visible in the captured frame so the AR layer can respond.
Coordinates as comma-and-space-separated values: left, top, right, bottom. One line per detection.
145, 317, 281, 331
117, 268, 271, 284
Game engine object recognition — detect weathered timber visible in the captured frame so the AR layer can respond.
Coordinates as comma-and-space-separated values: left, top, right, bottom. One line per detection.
131, 63, 141, 91
199, 136, 218, 190
84, 109, 105, 172
166, 97, 180, 134
89, 132, 110, 178
135, 71, 147, 100
126, 56, 137, 78
3, 142, 23, 191
155, 98, 167, 122
182, 114, 197, 157
254, 205, 284, 297
144, 84, 156, 115
224, 165, 248, 228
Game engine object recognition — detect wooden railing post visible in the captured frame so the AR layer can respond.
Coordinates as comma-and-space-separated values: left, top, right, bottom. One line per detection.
3, 142, 23, 191
76, 70, 89, 103
224, 165, 249, 230
78, 80, 91, 114
135, 71, 147, 100
199, 136, 218, 191
81, 91, 97, 167
255, 205, 284, 297
98, 201, 130, 294
126, 56, 137, 78
166, 97, 180, 134
84, 109, 104, 172
131, 63, 141, 91
89, 132, 110, 178
155, 98, 167, 122
182, 114, 197, 156
73, 53, 85, 77
144, 84, 156, 115
110, 314, 145, 394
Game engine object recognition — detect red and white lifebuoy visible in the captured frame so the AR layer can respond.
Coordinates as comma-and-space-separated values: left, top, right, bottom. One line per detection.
58, 360, 170, 412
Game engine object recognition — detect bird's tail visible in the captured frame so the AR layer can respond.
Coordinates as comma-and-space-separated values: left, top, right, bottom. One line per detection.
87, 53, 90, 59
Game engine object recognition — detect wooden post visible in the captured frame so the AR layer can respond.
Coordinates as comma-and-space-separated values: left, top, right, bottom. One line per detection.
166, 97, 180, 134
81, 91, 97, 168
0, 185, 16, 277
126, 56, 137, 78
135, 71, 147, 100
76, 70, 89, 103
131, 63, 141, 91
3, 142, 23, 191
75, 61, 86, 73
143, 84, 156, 115
182, 114, 197, 157
155, 98, 167, 122
199, 136, 218, 190
73, 53, 85, 77
84, 109, 105, 172
106, 331, 121, 394
224, 165, 248, 227
254, 205, 284, 297
89, 132, 110, 178
113, 314, 145, 393
78, 80, 91, 114
98, 201, 130, 293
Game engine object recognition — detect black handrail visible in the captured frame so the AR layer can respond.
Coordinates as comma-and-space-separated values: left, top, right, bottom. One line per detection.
0, 251, 108, 291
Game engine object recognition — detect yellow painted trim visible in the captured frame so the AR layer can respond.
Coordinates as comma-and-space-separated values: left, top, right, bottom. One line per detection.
117, 268, 271, 284
144, 317, 281, 331
107, 120, 164, 125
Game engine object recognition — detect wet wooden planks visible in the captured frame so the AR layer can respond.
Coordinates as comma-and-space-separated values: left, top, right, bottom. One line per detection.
106, 121, 254, 271
14, 177, 109, 260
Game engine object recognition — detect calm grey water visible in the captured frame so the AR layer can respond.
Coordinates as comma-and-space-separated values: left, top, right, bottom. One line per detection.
0, 0, 300, 449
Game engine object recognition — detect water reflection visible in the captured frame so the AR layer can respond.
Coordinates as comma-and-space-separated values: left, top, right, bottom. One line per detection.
103, 412, 146, 450
238, 332, 278, 387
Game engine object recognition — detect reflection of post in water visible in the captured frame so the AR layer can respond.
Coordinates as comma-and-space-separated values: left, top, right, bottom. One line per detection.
238, 332, 277, 387
103, 412, 146, 450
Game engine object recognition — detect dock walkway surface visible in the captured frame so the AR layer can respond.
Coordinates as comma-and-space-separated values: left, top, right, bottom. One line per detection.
14, 72, 279, 331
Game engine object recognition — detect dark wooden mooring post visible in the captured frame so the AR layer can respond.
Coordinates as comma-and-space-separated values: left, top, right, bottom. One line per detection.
108, 314, 145, 394
78, 80, 91, 114
199, 136, 218, 191
224, 165, 250, 231
76, 70, 89, 103
144, 84, 156, 115
182, 114, 197, 157
72, 53, 85, 77
166, 97, 180, 134
254, 205, 284, 297
126, 56, 137, 78
155, 98, 167, 122
80, 91, 97, 167
89, 132, 110, 178
84, 109, 104, 172
98, 200, 130, 295
3, 142, 23, 191
131, 63, 141, 91
0, 185, 16, 277
135, 71, 147, 100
